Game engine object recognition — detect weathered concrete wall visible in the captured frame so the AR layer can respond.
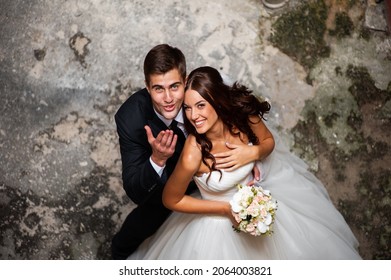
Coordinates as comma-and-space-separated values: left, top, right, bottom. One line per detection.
1, 0, 390, 259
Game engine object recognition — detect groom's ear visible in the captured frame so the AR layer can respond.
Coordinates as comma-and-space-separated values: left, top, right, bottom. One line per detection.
145, 80, 150, 93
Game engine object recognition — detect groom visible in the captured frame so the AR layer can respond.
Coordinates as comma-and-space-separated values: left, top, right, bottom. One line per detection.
112, 44, 262, 259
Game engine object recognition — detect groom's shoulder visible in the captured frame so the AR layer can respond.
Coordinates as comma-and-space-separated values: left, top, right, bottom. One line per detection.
116, 88, 151, 118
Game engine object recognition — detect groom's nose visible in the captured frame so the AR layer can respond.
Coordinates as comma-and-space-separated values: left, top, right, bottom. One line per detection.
163, 89, 174, 102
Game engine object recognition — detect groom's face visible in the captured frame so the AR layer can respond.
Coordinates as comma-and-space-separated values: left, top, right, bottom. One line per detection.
146, 68, 185, 120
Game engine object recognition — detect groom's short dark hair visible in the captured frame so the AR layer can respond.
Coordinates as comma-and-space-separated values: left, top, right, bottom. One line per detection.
143, 44, 186, 86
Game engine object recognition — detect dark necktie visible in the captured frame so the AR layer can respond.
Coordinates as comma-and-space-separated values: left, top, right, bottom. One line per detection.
169, 120, 186, 146
161, 120, 186, 183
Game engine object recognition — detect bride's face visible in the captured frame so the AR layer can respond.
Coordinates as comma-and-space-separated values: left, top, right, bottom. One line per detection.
183, 89, 219, 134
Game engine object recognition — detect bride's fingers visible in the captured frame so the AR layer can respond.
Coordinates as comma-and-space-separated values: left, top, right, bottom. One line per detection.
229, 213, 239, 228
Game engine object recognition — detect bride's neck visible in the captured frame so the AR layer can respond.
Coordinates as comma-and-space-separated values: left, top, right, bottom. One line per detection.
207, 124, 230, 143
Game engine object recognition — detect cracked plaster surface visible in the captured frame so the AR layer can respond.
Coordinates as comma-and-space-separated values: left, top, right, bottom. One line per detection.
1, 0, 390, 259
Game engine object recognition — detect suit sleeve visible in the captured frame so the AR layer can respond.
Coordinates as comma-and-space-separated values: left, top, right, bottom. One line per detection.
115, 101, 164, 205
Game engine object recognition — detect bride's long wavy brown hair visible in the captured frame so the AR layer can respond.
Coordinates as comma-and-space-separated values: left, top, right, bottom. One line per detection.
184, 66, 271, 177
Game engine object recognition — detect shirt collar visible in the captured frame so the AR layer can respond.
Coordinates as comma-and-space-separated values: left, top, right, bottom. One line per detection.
154, 108, 184, 127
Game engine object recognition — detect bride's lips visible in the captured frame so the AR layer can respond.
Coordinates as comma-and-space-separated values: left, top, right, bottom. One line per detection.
194, 120, 205, 128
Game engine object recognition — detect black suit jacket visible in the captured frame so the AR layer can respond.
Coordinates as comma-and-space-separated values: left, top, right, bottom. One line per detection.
115, 88, 185, 206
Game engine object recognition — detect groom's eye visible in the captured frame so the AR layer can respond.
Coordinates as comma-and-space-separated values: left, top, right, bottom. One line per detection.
154, 87, 164, 93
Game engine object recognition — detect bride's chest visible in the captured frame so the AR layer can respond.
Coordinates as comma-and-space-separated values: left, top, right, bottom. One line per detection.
195, 162, 255, 193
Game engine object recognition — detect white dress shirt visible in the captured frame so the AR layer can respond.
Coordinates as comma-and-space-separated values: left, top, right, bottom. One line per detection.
149, 108, 187, 177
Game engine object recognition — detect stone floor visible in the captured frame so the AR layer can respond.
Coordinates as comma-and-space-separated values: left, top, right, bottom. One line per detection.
0, 0, 390, 260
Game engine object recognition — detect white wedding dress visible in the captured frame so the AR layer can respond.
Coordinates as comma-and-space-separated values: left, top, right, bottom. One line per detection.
128, 130, 361, 260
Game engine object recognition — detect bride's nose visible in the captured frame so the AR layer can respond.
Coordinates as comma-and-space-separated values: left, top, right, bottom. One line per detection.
191, 109, 199, 120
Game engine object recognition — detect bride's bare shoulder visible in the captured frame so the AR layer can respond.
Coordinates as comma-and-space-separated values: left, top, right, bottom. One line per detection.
180, 134, 202, 166
183, 134, 200, 149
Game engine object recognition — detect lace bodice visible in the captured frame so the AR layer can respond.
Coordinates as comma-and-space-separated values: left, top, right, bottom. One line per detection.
193, 162, 255, 201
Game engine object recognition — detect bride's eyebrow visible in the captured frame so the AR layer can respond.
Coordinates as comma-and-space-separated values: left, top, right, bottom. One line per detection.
183, 100, 204, 107
195, 100, 206, 105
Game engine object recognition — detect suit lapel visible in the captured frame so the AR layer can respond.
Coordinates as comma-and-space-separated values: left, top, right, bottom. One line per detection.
147, 115, 167, 136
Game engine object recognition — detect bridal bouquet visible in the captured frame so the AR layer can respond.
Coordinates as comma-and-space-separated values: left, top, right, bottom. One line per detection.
229, 184, 277, 236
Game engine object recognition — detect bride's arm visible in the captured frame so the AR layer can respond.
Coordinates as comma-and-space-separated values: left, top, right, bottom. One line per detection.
214, 115, 275, 171
162, 136, 232, 218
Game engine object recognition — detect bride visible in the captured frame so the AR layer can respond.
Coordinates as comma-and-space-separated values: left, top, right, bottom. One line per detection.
128, 66, 362, 260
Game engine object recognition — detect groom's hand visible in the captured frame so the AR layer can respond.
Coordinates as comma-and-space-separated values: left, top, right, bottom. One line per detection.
246, 166, 261, 186
214, 142, 258, 171
145, 125, 177, 167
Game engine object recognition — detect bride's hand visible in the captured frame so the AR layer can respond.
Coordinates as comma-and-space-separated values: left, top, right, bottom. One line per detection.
223, 202, 239, 227
229, 211, 240, 229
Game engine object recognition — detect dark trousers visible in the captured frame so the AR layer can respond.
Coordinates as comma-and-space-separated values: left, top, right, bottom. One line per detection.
111, 200, 171, 260
111, 181, 196, 259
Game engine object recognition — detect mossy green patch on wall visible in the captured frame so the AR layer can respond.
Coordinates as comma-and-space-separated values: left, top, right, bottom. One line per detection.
270, 0, 330, 71
346, 64, 391, 108
291, 60, 391, 259
296, 76, 362, 158
329, 12, 354, 39
338, 168, 391, 260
